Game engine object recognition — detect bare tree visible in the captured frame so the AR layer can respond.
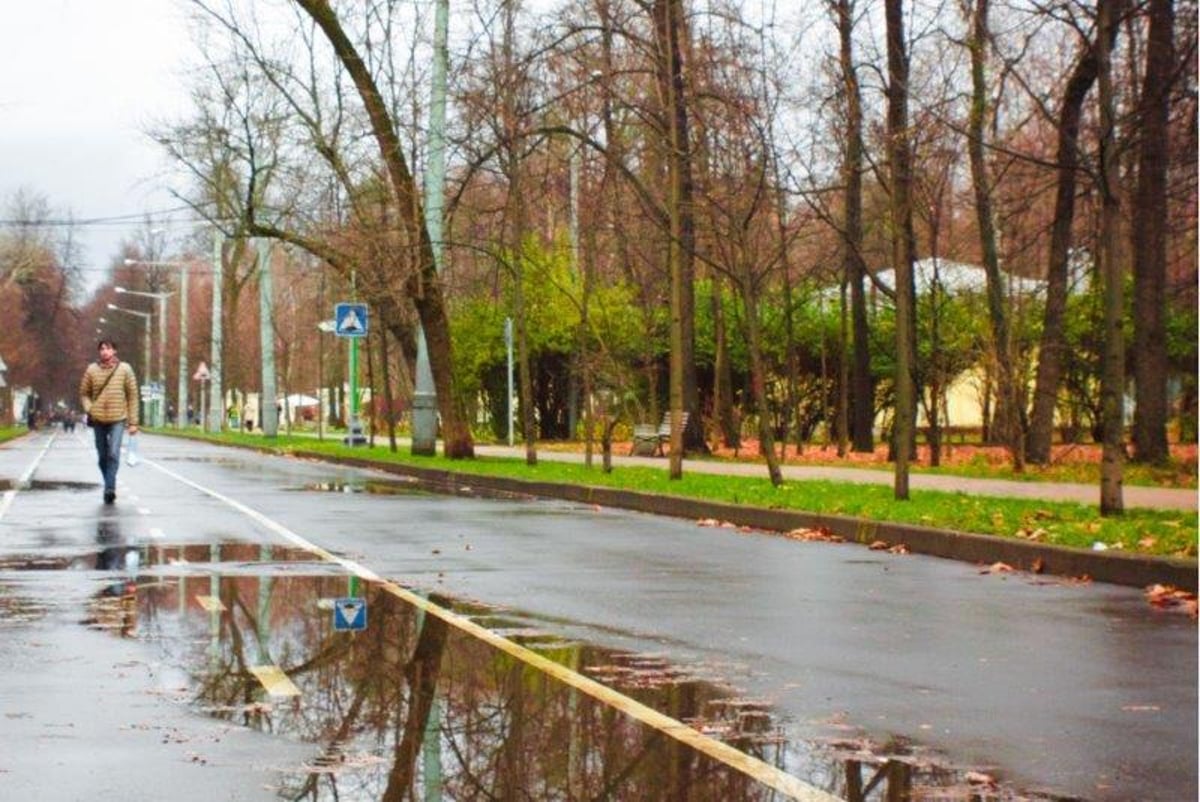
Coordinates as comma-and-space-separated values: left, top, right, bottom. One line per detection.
293, 0, 474, 457
831, 0, 875, 454
885, 0, 918, 500
1026, 5, 1123, 464
965, 0, 1025, 471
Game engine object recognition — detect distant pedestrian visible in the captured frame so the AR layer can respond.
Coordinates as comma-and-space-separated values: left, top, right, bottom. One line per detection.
79, 340, 139, 504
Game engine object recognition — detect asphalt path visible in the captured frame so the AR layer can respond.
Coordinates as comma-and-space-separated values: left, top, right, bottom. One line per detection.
0, 431, 1195, 801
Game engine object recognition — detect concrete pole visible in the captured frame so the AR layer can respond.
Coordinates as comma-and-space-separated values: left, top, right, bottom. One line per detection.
412, 0, 450, 456
157, 292, 167, 426
176, 262, 188, 427
141, 311, 152, 425
207, 231, 224, 432
257, 239, 278, 437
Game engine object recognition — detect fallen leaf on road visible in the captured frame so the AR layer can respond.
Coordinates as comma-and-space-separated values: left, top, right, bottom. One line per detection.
980, 562, 1015, 574
1145, 584, 1198, 617
786, 528, 843, 543
1031, 557, 1044, 574
965, 771, 997, 786
888, 543, 909, 554
1121, 704, 1161, 712
868, 540, 889, 551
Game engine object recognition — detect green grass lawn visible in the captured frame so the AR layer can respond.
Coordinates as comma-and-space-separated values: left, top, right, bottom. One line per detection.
0, 427, 25, 445
171, 430, 1198, 560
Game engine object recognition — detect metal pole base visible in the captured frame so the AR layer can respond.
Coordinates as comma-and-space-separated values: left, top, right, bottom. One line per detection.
411, 391, 437, 455
343, 416, 367, 446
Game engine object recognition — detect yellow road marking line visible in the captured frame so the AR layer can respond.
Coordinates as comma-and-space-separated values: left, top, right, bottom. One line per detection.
249, 664, 301, 697
195, 595, 226, 612
148, 456, 841, 802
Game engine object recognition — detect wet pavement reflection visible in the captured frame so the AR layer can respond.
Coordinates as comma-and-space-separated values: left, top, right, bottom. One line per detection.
17, 541, 1070, 801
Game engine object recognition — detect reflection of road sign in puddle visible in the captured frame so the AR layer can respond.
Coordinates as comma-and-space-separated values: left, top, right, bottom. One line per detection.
249, 664, 301, 697
334, 597, 367, 631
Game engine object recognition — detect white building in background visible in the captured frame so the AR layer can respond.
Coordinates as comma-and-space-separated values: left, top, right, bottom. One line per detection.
869, 258, 1050, 432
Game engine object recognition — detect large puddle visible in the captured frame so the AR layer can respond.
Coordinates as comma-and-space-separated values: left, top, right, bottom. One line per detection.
1, 540, 1072, 800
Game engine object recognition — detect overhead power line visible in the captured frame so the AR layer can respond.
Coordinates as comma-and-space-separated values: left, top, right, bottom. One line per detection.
0, 205, 202, 228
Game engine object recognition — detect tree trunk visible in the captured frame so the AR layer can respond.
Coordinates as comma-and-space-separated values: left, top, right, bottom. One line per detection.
885, 0, 917, 500
653, 0, 704, 478
836, 0, 875, 453
1027, 7, 1124, 464
837, 276, 850, 457
739, 279, 783, 486
967, 0, 1025, 471
1097, 0, 1125, 515
1131, 0, 1174, 464
712, 276, 738, 448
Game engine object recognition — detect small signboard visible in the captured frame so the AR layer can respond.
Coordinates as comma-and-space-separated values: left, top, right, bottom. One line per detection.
334, 597, 367, 631
193, 361, 210, 382
334, 303, 368, 338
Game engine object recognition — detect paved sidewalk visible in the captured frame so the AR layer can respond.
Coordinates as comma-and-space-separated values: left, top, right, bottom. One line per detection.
475, 444, 1198, 512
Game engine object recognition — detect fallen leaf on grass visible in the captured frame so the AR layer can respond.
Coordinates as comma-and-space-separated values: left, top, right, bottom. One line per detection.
1137, 536, 1157, 549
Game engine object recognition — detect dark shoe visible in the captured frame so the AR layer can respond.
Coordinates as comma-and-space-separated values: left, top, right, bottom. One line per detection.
103, 490, 115, 504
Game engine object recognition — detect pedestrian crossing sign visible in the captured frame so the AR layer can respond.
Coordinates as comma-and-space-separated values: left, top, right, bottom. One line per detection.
334, 303, 369, 338
334, 597, 367, 631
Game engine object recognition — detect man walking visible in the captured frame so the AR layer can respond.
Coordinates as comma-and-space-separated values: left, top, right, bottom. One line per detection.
79, 340, 140, 504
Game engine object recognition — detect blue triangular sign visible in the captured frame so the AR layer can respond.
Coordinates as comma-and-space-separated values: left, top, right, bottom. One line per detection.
334, 597, 367, 631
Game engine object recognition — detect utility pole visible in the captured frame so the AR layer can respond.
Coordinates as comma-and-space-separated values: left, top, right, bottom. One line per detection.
258, 239, 278, 437
208, 231, 224, 432
177, 261, 188, 427
412, 0, 450, 455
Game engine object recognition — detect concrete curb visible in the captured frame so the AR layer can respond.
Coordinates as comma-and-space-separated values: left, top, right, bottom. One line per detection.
293, 449, 1198, 592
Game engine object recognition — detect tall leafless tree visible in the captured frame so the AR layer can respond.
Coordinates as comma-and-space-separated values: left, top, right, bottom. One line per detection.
1131, 0, 1175, 464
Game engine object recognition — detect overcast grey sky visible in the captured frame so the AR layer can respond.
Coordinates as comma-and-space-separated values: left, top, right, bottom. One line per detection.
0, 0, 194, 288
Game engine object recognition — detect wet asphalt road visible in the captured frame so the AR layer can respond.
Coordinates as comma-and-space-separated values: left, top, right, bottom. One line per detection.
0, 431, 1195, 801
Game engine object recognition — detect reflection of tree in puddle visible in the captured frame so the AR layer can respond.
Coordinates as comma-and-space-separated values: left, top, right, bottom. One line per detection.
105, 560, 1064, 801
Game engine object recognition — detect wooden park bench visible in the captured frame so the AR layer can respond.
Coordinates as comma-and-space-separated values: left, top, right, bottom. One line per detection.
630, 411, 689, 457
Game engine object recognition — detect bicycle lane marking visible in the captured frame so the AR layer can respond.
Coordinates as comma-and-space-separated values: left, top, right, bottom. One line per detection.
145, 454, 841, 802
0, 433, 56, 523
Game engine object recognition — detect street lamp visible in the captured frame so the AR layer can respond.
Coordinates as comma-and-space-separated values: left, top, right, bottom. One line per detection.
106, 303, 153, 423
115, 284, 173, 427
123, 258, 190, 429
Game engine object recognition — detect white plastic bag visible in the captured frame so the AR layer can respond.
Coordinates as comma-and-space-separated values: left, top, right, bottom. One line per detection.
126, 434, 140, 467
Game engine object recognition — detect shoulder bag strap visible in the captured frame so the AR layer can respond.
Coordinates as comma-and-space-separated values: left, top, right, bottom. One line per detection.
90, 363, 120, 402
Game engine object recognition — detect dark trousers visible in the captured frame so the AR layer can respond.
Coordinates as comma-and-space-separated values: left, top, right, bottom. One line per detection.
92, 421, 126, 492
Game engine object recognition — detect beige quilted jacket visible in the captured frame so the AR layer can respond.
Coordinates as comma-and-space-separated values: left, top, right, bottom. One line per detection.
79, 361, 139, 425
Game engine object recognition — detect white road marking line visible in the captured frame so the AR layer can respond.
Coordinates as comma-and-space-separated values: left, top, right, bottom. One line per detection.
145, 455, 839, 801
0, 434, 55, 522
